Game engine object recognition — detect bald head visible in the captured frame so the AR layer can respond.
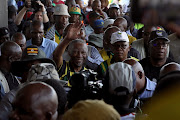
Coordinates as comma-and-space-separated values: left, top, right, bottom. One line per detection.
11, 82, 58, 120
103, 26, 120, 50
113, 17, 127, 32
11, 32, 26, 51
160, 62, 180, 78
124, 58, 146, 93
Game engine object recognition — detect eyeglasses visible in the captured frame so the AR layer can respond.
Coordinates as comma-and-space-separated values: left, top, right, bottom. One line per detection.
151, 41, 169, 48
113, 44, 128, 49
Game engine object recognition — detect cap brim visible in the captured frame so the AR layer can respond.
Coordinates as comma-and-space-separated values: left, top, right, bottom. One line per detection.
11, 58, 57, 77
149, 37, 170, 43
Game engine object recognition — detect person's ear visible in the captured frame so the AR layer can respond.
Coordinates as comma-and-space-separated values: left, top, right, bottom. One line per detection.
137, 71, 143, 79
8, 56, 14, 63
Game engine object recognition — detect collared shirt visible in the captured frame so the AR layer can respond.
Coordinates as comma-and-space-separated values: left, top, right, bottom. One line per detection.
85, 25, 94, 41
139, 77, 157, 99
45, 25, 63, 44
26, 37, 58, 58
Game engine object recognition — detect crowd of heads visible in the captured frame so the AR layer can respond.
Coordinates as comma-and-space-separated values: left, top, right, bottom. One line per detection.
0, 0, 180, 120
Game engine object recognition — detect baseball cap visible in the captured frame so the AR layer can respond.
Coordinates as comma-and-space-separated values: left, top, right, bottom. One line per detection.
27, 63, 59, 82
108, 62, 136, 95
11, 45, 56, 77
54, 4, 70, 16
63, 100, 120, 120
109, 3, 120, 9
103, 19, 115, 28
69, 6, 81, 15
110, 31, 129, 44
149, 30, 170, 43
93, 19, 104, 28
88, 33, 103, 48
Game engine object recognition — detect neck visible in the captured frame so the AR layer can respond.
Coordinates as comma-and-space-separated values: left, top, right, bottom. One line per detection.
32, 39, 43, 46
70, 61, 83, 72
55, 24, 64, 34
150, 57, 166, 67
94, 29, 103, 34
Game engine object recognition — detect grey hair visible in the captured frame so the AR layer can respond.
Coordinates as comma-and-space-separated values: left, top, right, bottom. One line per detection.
68, 39, 88, 55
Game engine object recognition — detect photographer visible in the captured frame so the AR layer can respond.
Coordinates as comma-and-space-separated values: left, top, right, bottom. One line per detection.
15, 0, 50, 32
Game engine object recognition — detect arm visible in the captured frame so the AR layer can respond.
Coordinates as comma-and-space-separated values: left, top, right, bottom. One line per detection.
53, 22, 83, 68
14, 0, 31, 25
14, 6, 27, 25
36, 1, 49, 23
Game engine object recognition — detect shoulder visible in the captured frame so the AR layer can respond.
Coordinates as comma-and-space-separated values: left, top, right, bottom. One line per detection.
44, 38, 58, 46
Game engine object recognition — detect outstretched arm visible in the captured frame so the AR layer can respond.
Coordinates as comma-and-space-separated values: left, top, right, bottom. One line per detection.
53, 22, 83, 68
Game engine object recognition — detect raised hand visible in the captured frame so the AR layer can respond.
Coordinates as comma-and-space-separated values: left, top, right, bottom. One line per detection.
65, 22, 83, 41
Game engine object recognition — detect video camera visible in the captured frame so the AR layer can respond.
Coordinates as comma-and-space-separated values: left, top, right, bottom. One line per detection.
31, 0, 42, 12
67, 69, 103, 108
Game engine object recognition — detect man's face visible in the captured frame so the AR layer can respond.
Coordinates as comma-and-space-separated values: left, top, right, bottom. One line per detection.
55, 15, 69, 29
0, 34, 10, 45
149, 39, 169, 60
69, 43, 87, 67
92, 1, 101, 11
15, 38, 26, 52
31, 25, 44, 46
113, 20, 127, 32
111, 41, 130, 61
108, 8, 120, 19
34, 11, 43, 22
69, 14, 80, 23
103, 28, 119, 51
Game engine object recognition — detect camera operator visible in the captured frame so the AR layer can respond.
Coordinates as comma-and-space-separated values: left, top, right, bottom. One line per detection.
14, 0, 50, 32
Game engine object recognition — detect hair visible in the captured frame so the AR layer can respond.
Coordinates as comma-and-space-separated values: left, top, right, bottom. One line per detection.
68, 39, 88, 55
40, 79, 67, 115
30, 20, 44, 30
11, 32, 26, 42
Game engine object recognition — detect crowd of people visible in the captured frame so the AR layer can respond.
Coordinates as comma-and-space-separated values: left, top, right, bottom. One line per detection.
0, 0, 180, 119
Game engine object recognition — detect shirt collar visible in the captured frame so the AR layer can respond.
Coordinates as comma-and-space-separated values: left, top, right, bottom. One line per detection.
41, 37, 46, 48
145, 77, 157, 91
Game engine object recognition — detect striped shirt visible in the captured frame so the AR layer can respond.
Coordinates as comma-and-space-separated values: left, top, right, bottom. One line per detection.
45, 25, 63, 44
58, 60, 87, 86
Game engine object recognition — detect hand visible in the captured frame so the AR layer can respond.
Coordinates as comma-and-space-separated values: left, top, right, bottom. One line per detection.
36, 1, 46, 12
65, 22, 83, 41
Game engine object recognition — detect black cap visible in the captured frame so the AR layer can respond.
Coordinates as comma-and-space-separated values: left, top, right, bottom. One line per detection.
149, 30, 170, 43
11, 45, 56, 77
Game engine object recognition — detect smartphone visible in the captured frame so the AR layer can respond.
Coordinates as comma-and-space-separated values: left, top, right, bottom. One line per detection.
130, 0, 180, 25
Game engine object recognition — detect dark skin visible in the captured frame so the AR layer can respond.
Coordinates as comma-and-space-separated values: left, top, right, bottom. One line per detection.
31, 24, 44, 46
10, 82, 58, 120
103, 26, 119, 51
111, 41, 131, 62
0, 41, 22, 73
124, 58, 146, 94
12, 33, 26, 52
108, 8, 120, 19
149, 39, 169, 67
53, 22, 85, 72
54, 15, 69, 32
113, 17, 128, 32
69, 14, 80, 23
92, 0, 105, 19
160, 62, 180, 78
